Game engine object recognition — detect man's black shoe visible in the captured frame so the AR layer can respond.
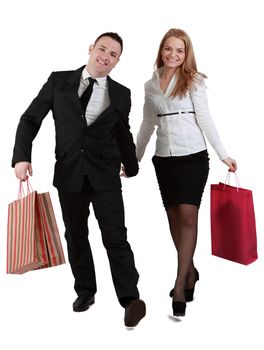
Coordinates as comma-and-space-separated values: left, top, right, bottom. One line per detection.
73, 296, 95, 312
124, 299, 146, 327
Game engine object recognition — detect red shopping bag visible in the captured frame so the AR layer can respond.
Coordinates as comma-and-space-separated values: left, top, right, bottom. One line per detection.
210, 173, 257, 265
7, 181, 66, 274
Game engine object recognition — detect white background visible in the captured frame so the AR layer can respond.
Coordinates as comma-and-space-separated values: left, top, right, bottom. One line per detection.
1, 0, 263, 348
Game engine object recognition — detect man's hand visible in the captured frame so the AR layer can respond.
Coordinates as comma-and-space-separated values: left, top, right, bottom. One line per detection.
14, 162, 33, 181
120, 165, 128, 178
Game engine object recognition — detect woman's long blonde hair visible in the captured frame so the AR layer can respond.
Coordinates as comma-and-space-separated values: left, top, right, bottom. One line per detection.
155, 28, 206, 98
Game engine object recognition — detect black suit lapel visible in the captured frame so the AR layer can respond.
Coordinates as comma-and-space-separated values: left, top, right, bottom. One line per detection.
107, 76, 122, 107
63, 66, 85, 113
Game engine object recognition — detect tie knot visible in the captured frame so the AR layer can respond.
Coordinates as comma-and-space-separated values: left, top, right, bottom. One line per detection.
88, 77, 97, 86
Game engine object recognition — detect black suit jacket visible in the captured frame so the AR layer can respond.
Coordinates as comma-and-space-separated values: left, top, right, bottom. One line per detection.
12, 66, 139, 193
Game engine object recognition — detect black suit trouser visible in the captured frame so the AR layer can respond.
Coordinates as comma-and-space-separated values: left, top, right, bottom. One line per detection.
58, 177, 139, 306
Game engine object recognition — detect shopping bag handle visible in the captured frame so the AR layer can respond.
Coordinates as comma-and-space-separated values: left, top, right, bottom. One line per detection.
224, 171, 241, 191
18, 179, 33, 199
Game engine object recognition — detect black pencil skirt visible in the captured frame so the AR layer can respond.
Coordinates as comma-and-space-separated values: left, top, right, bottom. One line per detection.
152, 150, 210, 209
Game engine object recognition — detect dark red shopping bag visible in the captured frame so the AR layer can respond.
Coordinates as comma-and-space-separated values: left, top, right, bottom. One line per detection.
210, 173, 257, 265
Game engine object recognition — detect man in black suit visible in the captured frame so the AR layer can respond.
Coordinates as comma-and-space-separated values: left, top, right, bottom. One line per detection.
12, 32, 146, 327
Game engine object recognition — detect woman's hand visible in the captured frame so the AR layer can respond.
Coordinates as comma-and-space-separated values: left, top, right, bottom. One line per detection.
222, 157, 237, 172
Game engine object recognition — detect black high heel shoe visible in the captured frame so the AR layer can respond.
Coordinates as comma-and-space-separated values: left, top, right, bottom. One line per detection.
172, 301, 186, 317
170, 268, 199, 302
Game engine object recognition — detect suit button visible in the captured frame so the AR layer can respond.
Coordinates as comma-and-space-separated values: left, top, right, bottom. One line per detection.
81, 115, 84, 118
81, 149, 84, 152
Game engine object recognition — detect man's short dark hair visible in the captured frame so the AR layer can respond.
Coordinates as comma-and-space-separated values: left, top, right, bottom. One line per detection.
94, 32, 123, 54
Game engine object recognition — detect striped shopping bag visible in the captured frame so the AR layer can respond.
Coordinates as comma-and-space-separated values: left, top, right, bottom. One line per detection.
7, 182, 66, 274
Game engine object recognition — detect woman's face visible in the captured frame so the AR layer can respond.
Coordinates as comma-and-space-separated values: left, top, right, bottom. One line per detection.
161, 36, 186, 70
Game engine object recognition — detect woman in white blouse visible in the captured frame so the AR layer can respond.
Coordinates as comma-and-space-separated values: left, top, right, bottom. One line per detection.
136, 28, 237, 317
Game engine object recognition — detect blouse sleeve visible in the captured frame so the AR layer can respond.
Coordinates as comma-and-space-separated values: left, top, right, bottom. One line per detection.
136, 87, 157, 161
190, 76, 228, 160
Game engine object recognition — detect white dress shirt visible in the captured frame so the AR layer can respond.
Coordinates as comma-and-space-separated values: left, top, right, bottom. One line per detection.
136, 68, 228, 161
78, 68, 110, 126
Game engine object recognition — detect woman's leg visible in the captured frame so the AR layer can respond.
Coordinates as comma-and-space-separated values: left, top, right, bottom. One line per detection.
167, 204, 199, 301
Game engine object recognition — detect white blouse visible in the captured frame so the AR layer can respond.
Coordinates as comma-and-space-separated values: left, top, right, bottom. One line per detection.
136, 69, 228, 161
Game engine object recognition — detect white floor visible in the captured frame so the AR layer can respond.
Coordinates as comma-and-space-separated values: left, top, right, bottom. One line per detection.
1, 173, 263, 350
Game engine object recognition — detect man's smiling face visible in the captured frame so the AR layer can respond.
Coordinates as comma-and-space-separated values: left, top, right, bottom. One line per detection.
86, 36, 121, 77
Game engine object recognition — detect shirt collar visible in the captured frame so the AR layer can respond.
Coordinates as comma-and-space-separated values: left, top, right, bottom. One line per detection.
153, 67, 164, 80
82, 67, 107, 87
152, 67, 177, 98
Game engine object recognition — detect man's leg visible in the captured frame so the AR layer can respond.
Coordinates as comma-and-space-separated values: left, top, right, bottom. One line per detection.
58, 178, 96, 299
92, 188, 139, 304
92, 188, 145, 326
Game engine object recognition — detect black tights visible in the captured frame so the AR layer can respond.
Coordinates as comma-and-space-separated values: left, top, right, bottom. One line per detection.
166, 204, 199, 302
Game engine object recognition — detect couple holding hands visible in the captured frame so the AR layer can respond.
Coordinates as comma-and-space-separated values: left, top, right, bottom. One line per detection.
12, 29, 236, 327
